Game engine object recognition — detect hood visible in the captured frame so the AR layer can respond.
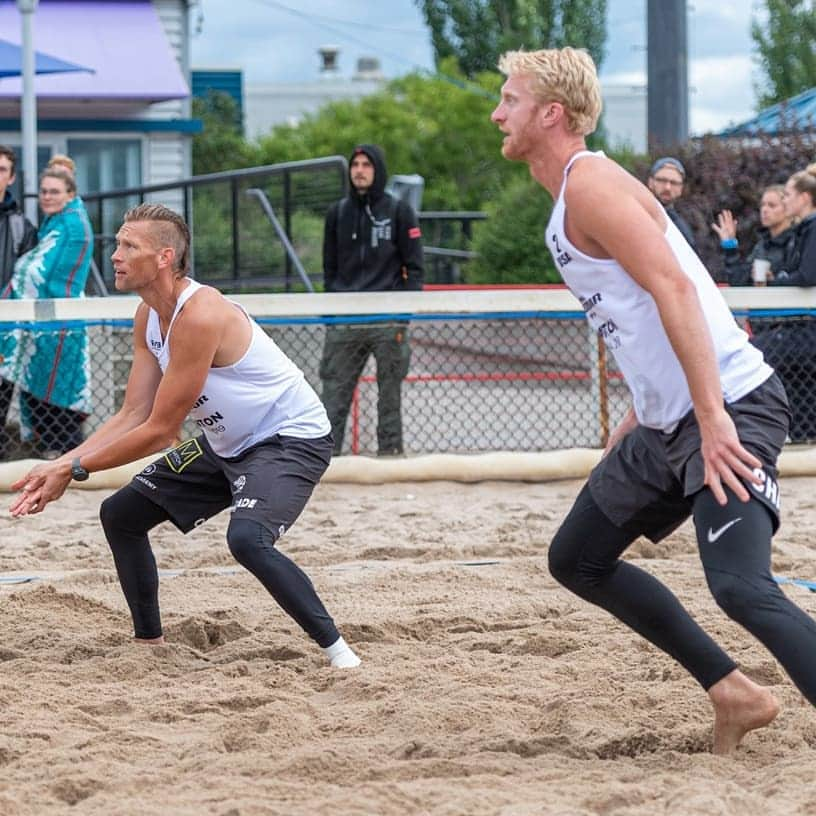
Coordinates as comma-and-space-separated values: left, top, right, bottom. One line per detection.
348, 143, 387, 201
0, 190, 19, 214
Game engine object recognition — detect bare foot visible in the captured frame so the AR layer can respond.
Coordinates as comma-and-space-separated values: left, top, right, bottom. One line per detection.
135, 635, 165, 645
708, 669, 780, 754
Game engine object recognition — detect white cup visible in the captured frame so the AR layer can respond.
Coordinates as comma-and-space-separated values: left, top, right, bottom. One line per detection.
752, 258, 771, 286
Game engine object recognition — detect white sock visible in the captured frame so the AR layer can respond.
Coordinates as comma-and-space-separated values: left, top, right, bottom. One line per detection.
322, 636, 361, 668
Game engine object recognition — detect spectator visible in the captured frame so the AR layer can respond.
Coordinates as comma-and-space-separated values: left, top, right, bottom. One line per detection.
0, 145, 37, 287
770, 164, 816, 287
647, 157, 696, 250
320, 143, 424, 456
712, 185, 795, 286
751, 165, 816, 442
0, 145, 38, 458
0, 166, 93, 457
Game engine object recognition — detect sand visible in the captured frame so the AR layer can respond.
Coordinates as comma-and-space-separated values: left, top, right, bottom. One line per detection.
1, 477, 816, 816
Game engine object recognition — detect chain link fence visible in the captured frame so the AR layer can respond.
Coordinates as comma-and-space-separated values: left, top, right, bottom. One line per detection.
0, 293, 814, 461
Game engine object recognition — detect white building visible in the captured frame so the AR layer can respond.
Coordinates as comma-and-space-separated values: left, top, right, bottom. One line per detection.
242, 47, 385, 140
601, 83, 648, 154
0, 0, 195, 198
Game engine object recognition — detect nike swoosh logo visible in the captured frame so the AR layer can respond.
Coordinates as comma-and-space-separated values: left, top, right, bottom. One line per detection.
707, 517, 742, 544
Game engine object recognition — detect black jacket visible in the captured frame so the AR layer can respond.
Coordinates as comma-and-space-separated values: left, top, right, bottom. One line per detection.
323, 144, 423, 293
771, 212, 816, 287
0, 191, 38, 288
721, 226, 796, 286
665, 205, 696, 252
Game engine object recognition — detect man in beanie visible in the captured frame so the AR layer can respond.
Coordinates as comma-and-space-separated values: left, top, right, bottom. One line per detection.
647, 156, 696, 250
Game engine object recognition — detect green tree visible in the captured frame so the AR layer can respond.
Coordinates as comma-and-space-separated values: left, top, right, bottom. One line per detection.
752, 0, 816, 108
467, 175, 558, 284
415, 0, 607, 77
255, 60, 522, 211
192, 91, 258, 175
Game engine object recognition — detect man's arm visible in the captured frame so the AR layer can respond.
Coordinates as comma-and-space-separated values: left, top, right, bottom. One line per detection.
20, 216, 38, 256
395, 201, 424, 290
10, 292, 227, 515
565, 161, 761, 505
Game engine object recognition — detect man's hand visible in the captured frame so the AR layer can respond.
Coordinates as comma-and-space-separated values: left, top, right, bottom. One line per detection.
698, 408, 763, 505
9, 460, 73, 517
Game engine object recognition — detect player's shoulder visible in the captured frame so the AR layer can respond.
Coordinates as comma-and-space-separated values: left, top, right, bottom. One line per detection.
565, 155, 641, 208
568, 153, 632, 189
177, 283, 231, 325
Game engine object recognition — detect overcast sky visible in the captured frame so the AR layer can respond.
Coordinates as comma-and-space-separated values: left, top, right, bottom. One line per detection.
190, 0, 761, 137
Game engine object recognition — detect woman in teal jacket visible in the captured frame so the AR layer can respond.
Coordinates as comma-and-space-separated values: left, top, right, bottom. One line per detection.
0, 166, 93, 456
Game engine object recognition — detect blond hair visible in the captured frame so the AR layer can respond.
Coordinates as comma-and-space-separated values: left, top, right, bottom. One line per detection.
497, 47, 602, 136
124, 203, 190, 276
788, 164, 816, 207
47, 153, 76, 175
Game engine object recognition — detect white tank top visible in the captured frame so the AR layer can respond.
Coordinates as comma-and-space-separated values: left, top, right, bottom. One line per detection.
145, 279, 330, 457
546, 150, 772, 431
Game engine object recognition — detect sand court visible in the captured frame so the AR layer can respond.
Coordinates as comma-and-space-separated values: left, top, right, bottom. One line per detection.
1, 477, 816, 815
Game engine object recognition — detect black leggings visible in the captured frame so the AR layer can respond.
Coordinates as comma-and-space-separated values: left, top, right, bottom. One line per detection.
549, 484, 816, 703
99, 485, 340, 647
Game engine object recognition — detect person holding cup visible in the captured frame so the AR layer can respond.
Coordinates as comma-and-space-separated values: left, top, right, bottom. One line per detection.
770, 165, 816, 287
752, 165, 816, 443
711, 185, 794, 286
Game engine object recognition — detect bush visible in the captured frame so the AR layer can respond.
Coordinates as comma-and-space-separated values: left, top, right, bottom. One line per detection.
633, 129, 816, 278
466, 175, 559, 284
465, 147, 640, 285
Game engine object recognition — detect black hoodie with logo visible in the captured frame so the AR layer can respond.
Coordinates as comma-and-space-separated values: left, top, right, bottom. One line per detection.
322, 144, 423, 292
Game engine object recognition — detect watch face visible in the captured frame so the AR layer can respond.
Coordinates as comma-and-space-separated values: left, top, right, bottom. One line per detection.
71, 459, 89, 481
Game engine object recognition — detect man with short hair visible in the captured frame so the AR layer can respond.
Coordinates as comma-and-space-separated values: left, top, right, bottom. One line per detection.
320, 143, 424, 456
9, 203, 361, 669
491, 46, 816, 753
647, 156, 696, 250
0, 144, 37, 288
0, 145, 38, 459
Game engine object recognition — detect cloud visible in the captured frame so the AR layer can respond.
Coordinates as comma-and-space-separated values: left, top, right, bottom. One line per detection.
689, 55, 755, 133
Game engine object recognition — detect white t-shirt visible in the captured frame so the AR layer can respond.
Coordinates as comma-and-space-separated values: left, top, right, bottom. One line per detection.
145, 279, 330, 457
545, 150, 772, 431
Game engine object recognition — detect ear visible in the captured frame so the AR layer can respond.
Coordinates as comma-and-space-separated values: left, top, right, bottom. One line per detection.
157, 246, 175, 270
540, 101, 566, 129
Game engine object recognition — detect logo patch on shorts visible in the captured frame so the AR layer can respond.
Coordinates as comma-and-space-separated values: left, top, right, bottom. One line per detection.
749, 467, 781, 510
233, 475, 246, 492
164, 438, 204, 474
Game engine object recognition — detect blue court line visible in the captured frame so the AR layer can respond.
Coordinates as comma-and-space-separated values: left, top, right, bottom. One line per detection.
774, 575, 816, 592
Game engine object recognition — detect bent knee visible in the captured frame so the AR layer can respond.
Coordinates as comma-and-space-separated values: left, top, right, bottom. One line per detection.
708, 571, 774, 623
548, 530, 581, 587
227, 518, 279, 566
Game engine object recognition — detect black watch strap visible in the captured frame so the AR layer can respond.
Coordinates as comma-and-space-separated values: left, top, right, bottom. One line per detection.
71, 457, 90, 482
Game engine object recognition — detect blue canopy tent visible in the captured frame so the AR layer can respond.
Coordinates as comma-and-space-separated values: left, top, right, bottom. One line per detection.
0, 37, 93, 79
719, 86, 816, 137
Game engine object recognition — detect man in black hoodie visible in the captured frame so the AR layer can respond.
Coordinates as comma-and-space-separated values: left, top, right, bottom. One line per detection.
320, 144, 424, 456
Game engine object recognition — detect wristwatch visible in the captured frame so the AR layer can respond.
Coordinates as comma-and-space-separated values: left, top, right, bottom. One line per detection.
71, 457, 90, 482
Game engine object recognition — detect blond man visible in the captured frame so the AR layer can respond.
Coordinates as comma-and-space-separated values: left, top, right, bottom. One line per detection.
491, 47, 816, 753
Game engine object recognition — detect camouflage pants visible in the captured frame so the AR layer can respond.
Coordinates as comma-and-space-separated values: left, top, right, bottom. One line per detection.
319, 323, 411, 455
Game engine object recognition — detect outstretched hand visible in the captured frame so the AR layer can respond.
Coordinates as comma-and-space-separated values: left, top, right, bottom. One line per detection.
711, 210, 737, 242
9, 461, 72, 517
698, 409, 762, 505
